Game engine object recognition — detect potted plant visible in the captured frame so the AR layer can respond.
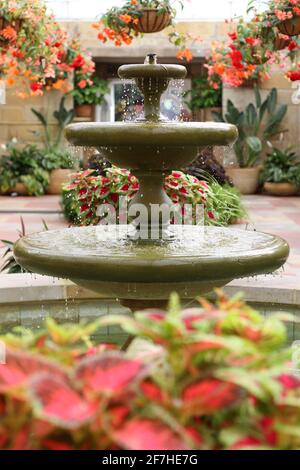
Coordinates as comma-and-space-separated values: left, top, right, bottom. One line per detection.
206, 17, 275, 89
265, 0, 300, 36
183, 76, 222, 121
72, 77, 109, 119
1, 293, 300, 450
0, 141, 49, 196
31, 97, 76, 194
260, 145, 300, 196
213, 87, 287, 194
93, 1, 193, 61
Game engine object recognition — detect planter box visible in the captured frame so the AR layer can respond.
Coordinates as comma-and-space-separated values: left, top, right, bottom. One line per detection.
75, 104, 93, 119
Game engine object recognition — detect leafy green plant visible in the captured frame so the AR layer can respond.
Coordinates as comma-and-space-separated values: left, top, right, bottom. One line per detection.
213, 88, 287, 168
0, 142, 49, 195
260, 146, 300, 186
61, 167, 246, 227
0, 218, 48, 274
184, 77, 222, 110
31, 96, 75, 151
0, 292, 299, 450
72, 77, 109, 106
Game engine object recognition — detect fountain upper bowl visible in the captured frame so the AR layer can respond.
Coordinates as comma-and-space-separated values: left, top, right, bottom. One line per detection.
65, 122, 238, 171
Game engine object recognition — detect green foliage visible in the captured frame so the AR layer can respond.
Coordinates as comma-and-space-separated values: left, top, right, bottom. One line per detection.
213, 87, 287, 168
184, 77, 222, 110
72, 77, 109, 106
206, 182, 247, 225
0, 218, 48, 274
0, 141, 75, 196
0, 142, 49, 195
31, 96, 75, 150
61, 168, 246, 227
260, 146, 300, 186
0, 292, 299, 449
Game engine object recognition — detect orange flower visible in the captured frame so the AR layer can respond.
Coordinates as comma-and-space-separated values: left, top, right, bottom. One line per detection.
77, 79, 87, 89
6, 78, 15, 87
120, 14, 132, 24
0, 26, 17, 41
131, 0, 138, 5
176, 48, 193, 62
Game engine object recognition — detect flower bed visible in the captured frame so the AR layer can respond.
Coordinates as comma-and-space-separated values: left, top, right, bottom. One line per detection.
62, 167, 246, 227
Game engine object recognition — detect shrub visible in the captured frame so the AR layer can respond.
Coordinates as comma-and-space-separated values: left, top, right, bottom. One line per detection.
260, 146, 300, 187
62, 167, 246, 226
0, 293, 299, 450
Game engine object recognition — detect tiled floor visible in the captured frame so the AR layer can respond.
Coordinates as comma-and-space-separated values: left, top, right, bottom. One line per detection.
0, 194, 299, 289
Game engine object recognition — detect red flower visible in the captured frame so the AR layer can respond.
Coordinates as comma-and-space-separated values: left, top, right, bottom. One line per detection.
288, 41, 298, 51
246, 37, 255, 45
287, 70, 300, 81
228, 32, 237, 41
207, 211, 215, 220
30, 82, 43, 92
71, 54, 85, 69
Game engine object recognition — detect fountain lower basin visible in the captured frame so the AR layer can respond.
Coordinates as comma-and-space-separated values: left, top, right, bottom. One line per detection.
14, 226, 289, 301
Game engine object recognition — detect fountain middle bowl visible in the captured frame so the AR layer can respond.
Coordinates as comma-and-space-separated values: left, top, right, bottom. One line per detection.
65, 122, 238, 170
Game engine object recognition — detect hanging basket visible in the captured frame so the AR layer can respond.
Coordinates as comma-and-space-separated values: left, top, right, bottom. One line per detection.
133, 8, 171, 34
274, 34, 289, 50
277, 16, 300, 36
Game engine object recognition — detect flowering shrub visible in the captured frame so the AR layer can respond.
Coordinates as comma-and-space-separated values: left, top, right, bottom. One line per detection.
62, 167, 246, 227
0, 1, 95, 97
93, 0, 194, 62
0, 292, 299, 450
264, 0, 300, 27
206, 17, 274, 88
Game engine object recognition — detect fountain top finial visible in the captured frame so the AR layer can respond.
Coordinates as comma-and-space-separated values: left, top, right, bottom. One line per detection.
145, 53, 157, 65
118, 55, 187, 80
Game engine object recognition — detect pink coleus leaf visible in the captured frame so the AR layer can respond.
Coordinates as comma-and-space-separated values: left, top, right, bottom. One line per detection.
75, 353, 145, 395
113, 418, 188, 450
0, 349, 66, 393
182, 379, 241, 414
29, 373, 97, 429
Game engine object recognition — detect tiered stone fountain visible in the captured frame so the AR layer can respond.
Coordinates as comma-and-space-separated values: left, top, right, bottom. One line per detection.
14, 55, 289, 311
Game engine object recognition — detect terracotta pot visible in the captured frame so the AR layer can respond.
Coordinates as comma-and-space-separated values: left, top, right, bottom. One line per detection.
277, 16, 300, 36
263, 182, 299, 196
75, 104, 93, 119
133, 8, 171, 34
226, 167, 261, 195
1, 183, 28, 196
274, 34, 289, 51
47, 169, 74, 195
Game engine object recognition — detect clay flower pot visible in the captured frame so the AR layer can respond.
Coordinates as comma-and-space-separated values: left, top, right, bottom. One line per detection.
2, 183, 28, 196
274, 34, 289, 50
133, 8, 171, 34
47, 169, 74, 195
263, 182, 299, 196
226, 167, 261, 195
75, 104, 93, 119
277, 16, 300, 36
